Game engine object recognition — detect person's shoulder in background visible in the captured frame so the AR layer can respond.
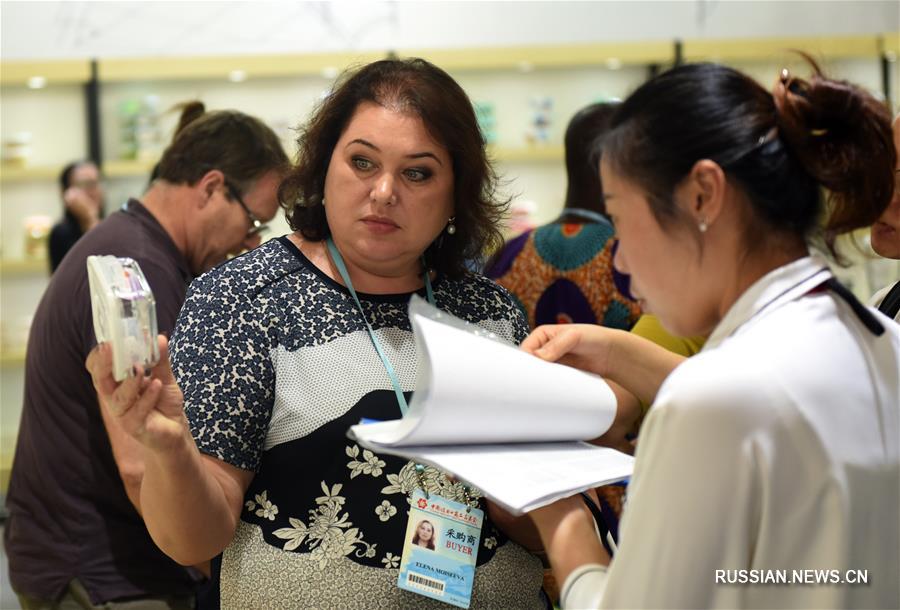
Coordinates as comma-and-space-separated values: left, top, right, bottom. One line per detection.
482, 228, 535, 279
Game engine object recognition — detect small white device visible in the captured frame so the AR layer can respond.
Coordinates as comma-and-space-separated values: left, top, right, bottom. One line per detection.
87, 255, 160, 381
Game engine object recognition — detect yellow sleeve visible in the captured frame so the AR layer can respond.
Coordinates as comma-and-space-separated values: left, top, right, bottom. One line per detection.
630, 314, 705, 358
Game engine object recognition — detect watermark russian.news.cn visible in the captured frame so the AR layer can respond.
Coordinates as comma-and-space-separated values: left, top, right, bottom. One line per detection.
715, 569, 869, 585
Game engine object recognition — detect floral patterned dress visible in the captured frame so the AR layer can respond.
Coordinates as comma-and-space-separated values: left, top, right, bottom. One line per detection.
171, 237, 545, 609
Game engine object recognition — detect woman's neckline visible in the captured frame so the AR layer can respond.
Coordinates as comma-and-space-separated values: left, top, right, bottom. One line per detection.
278, 234, 442, 303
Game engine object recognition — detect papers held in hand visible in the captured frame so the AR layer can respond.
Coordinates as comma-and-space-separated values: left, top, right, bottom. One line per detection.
348, 296, 634, 515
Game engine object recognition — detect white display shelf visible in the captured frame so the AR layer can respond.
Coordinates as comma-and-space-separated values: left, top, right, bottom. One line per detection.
0, 165, 61, 183
100, 152, 562, 177
0, 160, 157, 183
490, 145, 564, 163
682, 34, 888, 62
0, 152, 559, 185
0, 348, 26, 365
1, 451, 14, 495
0, 259, 47, 275
0, 59, 92, 86
102, 159, 157, 178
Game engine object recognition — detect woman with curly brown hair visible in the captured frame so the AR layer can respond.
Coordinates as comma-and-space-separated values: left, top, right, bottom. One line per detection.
88, 58, 548, 608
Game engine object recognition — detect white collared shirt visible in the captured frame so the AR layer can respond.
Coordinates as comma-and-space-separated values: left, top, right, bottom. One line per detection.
563, 256, 900, 609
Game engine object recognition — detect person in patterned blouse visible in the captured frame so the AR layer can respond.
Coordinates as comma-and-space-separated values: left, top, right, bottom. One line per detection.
87, 58, 554, 609
485, 102, 641, 331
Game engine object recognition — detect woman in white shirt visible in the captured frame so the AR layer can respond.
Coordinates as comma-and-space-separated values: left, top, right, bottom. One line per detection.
523, 60, 899, 609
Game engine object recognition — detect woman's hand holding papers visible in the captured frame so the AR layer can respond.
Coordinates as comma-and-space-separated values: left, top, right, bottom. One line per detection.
522, 324, 618, 379
522, 325, 640, 453
523, 324, 685, 407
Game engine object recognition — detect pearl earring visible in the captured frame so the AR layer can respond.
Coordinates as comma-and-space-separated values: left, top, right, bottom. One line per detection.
446, 217, 456, 235
698, 218, 708, 233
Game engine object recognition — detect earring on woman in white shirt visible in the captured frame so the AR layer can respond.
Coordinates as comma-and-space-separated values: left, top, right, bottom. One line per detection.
698, 217, 709, 233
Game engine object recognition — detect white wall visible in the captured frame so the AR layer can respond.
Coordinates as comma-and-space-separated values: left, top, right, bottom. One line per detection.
1, 0, 898, 60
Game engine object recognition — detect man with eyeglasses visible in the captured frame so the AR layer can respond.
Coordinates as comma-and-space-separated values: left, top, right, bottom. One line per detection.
6, 106, 288, 610
181, 170, 280, 276
49, 160, 106, 273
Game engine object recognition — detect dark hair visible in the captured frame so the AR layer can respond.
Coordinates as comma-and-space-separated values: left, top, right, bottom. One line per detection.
278, 58, 508, 277
564, 102, 618, 213
601, 60, 895, 257
59, 160, 95, 191
171, 100, 207, 136
155, 102, 288, 195
411, 519, 436, 550
148, 101, 209, 185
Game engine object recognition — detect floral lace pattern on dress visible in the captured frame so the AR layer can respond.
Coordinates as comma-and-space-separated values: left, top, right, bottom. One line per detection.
259, 459, 486, 570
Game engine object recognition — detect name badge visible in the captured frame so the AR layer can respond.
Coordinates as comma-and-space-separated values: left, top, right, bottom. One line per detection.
398, 489, 483, 609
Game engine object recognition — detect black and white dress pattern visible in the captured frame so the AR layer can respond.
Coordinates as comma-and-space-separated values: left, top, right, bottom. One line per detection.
171, 237, 545, 609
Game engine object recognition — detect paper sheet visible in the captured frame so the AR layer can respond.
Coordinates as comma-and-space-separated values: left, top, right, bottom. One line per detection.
348, 297, 634, 514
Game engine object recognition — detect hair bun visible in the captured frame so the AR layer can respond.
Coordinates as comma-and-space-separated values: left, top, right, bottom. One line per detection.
172, 100, 206, 138
772, 56, 894, 238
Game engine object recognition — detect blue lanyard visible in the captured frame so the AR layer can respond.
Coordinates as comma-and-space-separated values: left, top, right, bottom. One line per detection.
326, 237, 435, 416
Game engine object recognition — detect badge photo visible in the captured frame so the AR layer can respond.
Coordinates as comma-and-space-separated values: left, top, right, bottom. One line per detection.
397, 489, 484, 609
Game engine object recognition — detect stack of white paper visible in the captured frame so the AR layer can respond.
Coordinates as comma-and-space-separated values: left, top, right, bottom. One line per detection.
348, 297, 634, 515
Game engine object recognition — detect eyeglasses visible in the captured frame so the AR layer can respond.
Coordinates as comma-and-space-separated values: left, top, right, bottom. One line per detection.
223, 178, 268, 237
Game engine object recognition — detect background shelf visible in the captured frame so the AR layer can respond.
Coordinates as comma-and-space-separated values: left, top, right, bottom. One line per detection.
490, 145, 564, 163
0, 160, 158, 184
0, 259, 47, 275
0, 59, 92, 86
0, 349, 26, 366
0, 165, 62, 183
102, 159, 157, 178
682, 34, 885, 62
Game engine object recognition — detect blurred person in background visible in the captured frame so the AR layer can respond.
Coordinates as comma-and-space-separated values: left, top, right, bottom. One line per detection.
868, 113, 900, 321
49, 160, 105, 273
87, 58, 549, 609
525, 61, 898, 609
5, 101, 288, 610
485, 102, 640, 331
